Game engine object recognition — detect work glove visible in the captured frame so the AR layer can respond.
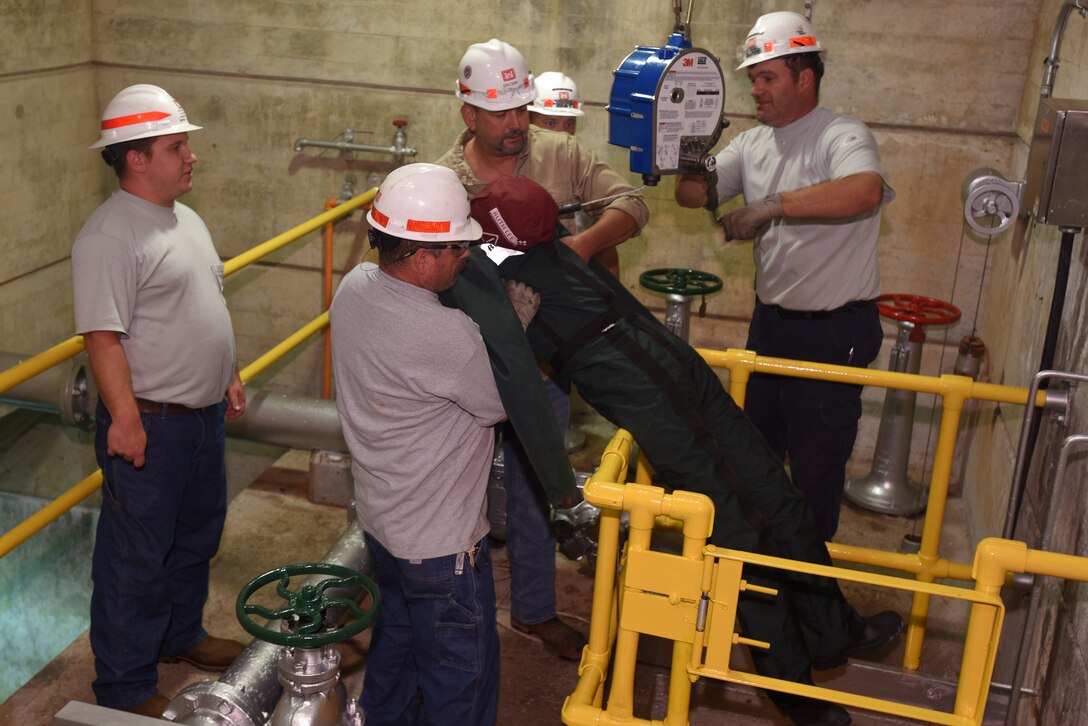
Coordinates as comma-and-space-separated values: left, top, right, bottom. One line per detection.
504, 279, 541, 331
719, 194, 783, 241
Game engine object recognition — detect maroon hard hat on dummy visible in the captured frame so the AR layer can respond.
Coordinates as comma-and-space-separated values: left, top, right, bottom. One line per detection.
469, 175, 559, 251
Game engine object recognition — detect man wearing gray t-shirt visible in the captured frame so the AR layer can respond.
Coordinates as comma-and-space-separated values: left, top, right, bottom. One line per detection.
330, 164, 509, 726
676, 13, 893, 570
71, 85, 246, 719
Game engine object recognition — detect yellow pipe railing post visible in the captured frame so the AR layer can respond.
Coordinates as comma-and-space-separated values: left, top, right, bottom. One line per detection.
955, 538, 1023, 719
222, 190, 374, 276
903, 377, 969, 669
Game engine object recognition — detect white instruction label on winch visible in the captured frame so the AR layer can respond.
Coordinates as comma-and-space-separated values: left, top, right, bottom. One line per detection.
655, 51, 724, 172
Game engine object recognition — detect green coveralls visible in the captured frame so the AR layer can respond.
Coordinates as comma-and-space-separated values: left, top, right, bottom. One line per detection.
443, 242, 861, 692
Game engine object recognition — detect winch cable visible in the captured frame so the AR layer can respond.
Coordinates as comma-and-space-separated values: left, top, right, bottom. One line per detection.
557, 186, 649, 216
910, 214, 995, 539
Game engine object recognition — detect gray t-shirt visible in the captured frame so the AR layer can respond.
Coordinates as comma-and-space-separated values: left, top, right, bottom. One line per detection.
330, 263, 505, 560
714, 107, 895, 311
71, 190, 235, 408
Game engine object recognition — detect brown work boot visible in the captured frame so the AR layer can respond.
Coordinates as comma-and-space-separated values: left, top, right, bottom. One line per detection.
161, 635, 245, 672
511, 616, 586, 661
126, 692, 170, 718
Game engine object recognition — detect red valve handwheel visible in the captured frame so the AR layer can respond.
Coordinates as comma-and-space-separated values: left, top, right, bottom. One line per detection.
876, 294, 961, 326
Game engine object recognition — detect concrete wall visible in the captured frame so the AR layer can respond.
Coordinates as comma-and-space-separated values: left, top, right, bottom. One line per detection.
961, 1, 1088, 721
5, 0, 1088, 716
0, 0, 101, 495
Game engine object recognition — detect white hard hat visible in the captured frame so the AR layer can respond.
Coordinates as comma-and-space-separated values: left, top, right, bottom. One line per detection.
366, 163, 483, 243
736, 11, 823, 71
531, 72, 584, 117
455, 39, 536, 112
90, 84, 202, 149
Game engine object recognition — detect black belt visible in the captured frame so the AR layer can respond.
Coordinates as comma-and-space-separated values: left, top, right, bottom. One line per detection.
135, 397, 215, 415
761, 299, 873, 320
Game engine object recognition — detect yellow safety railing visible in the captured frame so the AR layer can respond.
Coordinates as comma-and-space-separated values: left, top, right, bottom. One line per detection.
0, 311, 332, 560
698, 348, 1048, 671
0, 189, 374, 399
563, 429, 1088, 725
0, 189, 375, 559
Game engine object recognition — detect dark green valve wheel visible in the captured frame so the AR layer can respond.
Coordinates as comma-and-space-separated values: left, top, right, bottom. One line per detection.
236, 562, 381, 648
639, 268, 723, 296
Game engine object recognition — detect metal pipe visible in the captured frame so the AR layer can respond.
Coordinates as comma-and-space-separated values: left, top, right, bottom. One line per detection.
169, 521, 372, 726
1004, 434, 1088, 725
224, 389, 346, 452
293, 137, 418, 159
0, 336, 86, 398
0, 313, 336, 561
0, 351, 95, 428
1040, 1, 1088, 99
0, 349, 348, 452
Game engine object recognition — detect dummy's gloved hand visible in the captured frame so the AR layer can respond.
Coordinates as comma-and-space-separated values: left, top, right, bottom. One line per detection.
504, 279, 541, 331
719, 194, 783, 241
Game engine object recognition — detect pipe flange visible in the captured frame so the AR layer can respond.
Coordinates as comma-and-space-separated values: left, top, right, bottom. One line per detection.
166, 680, 267, 726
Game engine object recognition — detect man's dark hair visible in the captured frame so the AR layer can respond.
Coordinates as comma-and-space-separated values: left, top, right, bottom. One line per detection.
368, 228, 440, 266
100, 136, 157, 178
783, 52, 824, 96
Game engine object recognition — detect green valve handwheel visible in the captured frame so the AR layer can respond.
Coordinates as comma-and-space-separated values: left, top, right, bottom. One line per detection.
639, 268, 723, 296
236, 562, 381, 648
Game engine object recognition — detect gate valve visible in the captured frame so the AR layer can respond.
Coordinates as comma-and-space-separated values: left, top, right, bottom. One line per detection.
236, 562, 381, 648
639, 268, 723, 317
876, 294, 961, 327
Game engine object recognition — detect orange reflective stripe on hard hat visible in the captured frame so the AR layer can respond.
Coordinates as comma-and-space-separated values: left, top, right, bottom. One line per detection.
100, 110, 172, 130
405, 219, 451, 233
789, 36, 817, 48
371, 208, 390, 228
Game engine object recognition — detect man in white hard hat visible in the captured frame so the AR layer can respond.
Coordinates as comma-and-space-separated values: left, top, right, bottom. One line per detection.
330, 163, 510, 725
676, 12, 894, 559
71, 84, 247, 718
437, 38, 649, 662
529, 70, 584, 135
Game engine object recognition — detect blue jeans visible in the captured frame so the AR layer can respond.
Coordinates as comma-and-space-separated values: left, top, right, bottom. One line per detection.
503, 377, 568, 625
361, 534, 499, 726
90, 399, 227, 709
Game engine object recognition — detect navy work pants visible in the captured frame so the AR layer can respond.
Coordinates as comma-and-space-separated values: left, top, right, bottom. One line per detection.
744, 300, 883, 542
90, 399, 227, 710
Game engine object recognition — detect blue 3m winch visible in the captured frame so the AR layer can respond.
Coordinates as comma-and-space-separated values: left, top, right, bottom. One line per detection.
608, 30, 727, 185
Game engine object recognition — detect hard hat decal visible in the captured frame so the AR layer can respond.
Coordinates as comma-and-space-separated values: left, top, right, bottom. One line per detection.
101, 110, 172, 130
463, 65, 472, 79
736, 11, 823, 70
405, 219, 452, 234
501, 68, 516, 82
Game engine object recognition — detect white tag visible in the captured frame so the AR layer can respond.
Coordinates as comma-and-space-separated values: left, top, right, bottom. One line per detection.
480, 243, 524, 265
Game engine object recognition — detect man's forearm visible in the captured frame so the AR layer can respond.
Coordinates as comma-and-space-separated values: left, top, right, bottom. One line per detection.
83, 331, 139, 422
779, 172, 884, 219
561, 208, 639, 261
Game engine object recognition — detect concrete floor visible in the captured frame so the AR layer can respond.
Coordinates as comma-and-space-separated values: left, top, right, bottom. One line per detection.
1, 409, 1003, 725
